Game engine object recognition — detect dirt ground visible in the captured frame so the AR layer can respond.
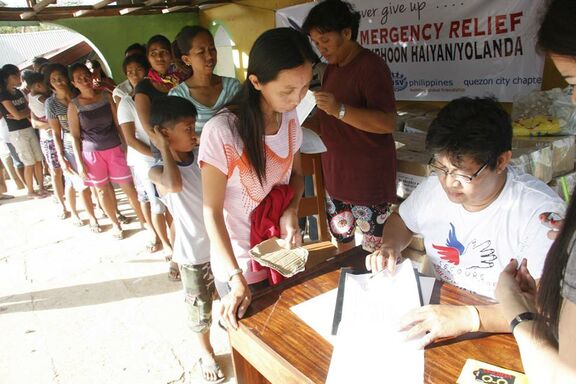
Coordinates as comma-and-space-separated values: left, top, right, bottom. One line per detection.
0, 179, 235, 384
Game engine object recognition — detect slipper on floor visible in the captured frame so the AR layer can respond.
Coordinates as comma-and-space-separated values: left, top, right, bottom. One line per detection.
117, 214, 130, 225
145, 240, 159, 253
112, 229, 124, 240
198, 356, 225, 384
89, 222, 102, 233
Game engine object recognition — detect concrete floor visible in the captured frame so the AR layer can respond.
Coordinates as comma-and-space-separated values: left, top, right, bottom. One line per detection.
0, 181, 235, 384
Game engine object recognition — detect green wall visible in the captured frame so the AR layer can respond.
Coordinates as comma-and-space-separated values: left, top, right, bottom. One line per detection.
55, 12, 199, 81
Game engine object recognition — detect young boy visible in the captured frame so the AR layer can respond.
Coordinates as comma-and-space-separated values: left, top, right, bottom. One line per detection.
148, 96, 224, 384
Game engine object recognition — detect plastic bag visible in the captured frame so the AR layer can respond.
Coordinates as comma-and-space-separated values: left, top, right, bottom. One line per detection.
512, 87, 576, 136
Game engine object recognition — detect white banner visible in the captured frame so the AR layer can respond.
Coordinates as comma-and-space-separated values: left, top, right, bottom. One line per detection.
277, 0, 546, 102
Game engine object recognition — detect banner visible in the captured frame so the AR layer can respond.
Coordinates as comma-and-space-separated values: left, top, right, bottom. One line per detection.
276, 0, 546, 102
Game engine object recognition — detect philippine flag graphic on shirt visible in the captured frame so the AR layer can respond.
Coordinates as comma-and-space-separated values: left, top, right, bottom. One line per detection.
432, 223, 465, 265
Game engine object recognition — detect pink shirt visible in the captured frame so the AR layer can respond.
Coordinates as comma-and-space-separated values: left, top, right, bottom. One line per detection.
198, 109, 303, 284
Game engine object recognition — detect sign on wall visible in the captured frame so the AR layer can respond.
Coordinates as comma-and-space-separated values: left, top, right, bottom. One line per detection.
277, 0, 546, 102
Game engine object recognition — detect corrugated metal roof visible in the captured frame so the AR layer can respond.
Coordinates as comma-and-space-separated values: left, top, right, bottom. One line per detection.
0, 29, 85, 67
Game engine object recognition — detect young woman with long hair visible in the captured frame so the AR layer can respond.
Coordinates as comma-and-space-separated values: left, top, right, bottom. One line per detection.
199, 28, 316, 329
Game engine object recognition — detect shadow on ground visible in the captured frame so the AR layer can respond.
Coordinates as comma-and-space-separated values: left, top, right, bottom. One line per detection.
0, 273, 181, 315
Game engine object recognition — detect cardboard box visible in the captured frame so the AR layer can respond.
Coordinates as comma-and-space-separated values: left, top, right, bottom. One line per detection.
511, 146, 553, 183
548, 168, 576, 201
513, 135, 575, 177
404, 116, 435, 134
396, 149, 431, 199
393, 131, 427, 152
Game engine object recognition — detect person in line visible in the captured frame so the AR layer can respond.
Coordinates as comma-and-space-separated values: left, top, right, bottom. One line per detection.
117, 54, 171, 263
135, 34, 184, 269
302, 0, 397, 253
27, 72, 68, 218
88, 59, 117, 94
45, 63, 99, 229
113, 43, 147, 104
199, 28, 314, 329
0, 116, 25, 190
68, 63, 144, 240
149, 96, 225, 383
365, 97, 566, 348
32, 57, 50, 74
0, 64, 47, 198
494, 1, 576, 381
169, 25, 241, 135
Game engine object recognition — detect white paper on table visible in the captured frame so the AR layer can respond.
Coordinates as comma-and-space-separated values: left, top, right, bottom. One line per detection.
326, 260, 424, 384
290, 273, 436, 347
290, 288, 338, 345
296, 89, 316, 124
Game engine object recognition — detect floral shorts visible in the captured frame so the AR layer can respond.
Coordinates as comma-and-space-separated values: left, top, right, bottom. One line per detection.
326, 196, 392, 252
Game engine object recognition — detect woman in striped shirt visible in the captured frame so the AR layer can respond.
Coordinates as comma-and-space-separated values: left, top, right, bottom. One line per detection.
169, 26, 241, 135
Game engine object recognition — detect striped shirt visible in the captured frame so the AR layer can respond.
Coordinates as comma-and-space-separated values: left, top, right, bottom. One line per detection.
168, 76, 241, 134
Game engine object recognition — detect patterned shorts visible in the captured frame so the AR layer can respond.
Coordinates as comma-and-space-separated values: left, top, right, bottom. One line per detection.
326, 196, 392, 252
40, 138, 61, 170
180, 262, 215, 334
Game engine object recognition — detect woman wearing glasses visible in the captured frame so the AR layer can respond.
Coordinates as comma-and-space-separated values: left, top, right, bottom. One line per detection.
365, 97, 565, 348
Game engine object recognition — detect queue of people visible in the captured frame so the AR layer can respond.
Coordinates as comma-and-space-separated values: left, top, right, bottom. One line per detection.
1, 0, 575, 382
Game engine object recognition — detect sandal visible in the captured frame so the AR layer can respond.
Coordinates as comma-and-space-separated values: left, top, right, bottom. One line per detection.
168, 262, 180, 281
117, 214, 130, 225
72, 216, 85, 227
145, 240, 159, 253
197, 355, 225, 384
89, 222, 102, 233
57, 210, 69, 220
112, 228, 124, 240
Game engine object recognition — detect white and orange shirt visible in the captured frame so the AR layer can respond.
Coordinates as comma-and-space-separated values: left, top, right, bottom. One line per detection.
198, 109, 303, 284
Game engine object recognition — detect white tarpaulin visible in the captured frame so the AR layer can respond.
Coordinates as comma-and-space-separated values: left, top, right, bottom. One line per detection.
276, 0, 546, 102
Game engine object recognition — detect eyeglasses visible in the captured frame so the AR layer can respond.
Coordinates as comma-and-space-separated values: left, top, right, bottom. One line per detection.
428, 157, 490, 184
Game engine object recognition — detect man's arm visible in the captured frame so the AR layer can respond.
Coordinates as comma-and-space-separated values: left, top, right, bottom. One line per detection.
365, 212, 414, 273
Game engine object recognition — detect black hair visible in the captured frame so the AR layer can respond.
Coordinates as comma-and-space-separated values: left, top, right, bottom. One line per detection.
225, 27, 316, 183
122, 54, 150, 75
425, 97, 512, 170
69, 62, 91, 81
0, 64, 20, 91
146, 35, 172, 56
43, 63, 71, 91
21, 69, 35, 85
176, 25, 212, 55
124, 43, 146, 57
32, 56, 50, 67
535, 0, 576, 346
150, 95, 197, 128
537, 0, 576, 57
302, 0, 361, 40
26, 72, 45, 87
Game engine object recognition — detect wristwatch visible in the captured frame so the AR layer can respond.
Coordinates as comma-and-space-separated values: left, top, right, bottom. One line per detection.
227, 268, 243, 282
338, 103, 346, 120
510, 311, 535, 332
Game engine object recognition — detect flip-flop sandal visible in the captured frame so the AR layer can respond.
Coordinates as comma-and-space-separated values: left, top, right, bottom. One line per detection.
57, 211, 68, 220
89, 222, 102, 233
117, 214, 130, 225
198, 356, 226, 384
146, 240, 159, 253
112, 228, 124, 240
72, 216, 85, 227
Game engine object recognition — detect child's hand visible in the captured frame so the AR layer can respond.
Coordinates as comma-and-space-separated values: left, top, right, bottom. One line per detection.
148, 126, 170, 152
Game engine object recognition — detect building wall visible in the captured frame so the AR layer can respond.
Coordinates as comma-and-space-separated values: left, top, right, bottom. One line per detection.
199, 0, 309, 81
55, 12, 199, 81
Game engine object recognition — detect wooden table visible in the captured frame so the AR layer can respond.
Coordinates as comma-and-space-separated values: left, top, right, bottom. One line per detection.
228, 246, 523, 383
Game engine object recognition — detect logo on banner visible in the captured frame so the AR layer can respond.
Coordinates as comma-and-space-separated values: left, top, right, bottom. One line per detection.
391, 72, 407, 92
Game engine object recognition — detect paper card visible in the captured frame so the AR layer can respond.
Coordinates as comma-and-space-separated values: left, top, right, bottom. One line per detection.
296, 89, 316, 125
457, 359, 528, 384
